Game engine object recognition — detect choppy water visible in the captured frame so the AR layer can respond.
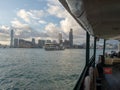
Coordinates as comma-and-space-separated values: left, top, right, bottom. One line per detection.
0, 48, 86, 90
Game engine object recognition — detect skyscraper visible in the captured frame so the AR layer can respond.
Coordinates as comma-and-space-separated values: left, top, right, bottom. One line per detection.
10, 29, 14, 47
38, 39, 45, 48
32, 38, 35, 47
69, 28, 73, 48
14, 38, 19, 48
58, 32, 62, 44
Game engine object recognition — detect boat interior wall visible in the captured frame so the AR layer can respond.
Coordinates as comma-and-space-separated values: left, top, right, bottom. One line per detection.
84, 0, 120, 39
59, 0, 120, 40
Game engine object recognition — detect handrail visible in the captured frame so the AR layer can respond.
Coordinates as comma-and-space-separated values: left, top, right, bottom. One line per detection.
89, 56, 95, 66
73, 65, 88, 90
73, 55, 95, 90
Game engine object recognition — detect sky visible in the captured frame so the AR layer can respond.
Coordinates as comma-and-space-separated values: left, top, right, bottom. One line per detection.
0, 0, 86, 45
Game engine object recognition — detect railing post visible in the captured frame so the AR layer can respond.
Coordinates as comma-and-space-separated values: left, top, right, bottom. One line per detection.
93, 37, 97, 67
103, 39, 106, 56
86, 32, 90, 66
102, 39, 106, 66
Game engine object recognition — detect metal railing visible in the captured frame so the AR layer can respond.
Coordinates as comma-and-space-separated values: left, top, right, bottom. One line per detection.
73, 55, 95, 90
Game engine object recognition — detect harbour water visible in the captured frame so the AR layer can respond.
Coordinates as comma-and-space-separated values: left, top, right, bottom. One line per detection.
0, 48, 86, 90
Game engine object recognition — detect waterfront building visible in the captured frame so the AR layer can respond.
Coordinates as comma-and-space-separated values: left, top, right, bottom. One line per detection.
19, 39, 25, 48
38, 40, 45, 48
63, 39, 70, 48
14, 38, 19, 48
69, 28, 73, 48
10, 29, 14, 47
19, 39, 32, 48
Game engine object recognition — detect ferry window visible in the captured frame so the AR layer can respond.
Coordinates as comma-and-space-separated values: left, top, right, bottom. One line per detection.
0, 0, 86, 90
89, 36, 94, 59
96, 39, 118, 61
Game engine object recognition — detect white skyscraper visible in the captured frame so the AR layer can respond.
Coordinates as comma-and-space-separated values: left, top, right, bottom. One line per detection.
58, 32, 62, 44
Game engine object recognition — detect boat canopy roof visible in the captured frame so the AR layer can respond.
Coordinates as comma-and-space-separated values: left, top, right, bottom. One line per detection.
59, 0, 120, 40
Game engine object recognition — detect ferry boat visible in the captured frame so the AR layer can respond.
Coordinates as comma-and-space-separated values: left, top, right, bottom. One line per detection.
44, 43, 65, 51
59, 0, 120, 90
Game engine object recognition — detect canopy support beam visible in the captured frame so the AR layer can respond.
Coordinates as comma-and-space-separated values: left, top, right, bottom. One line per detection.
93, 37, 97, 67
103, 39, 106, 56
86, 32, 90, 65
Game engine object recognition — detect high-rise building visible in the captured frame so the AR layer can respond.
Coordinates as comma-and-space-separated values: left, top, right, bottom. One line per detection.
14, 38, 19, 48
63, 39, 70, 48
19, 39, 32, 48
58, 33, 62, 44
19, 39, 25, 48
69, 28, 73, 48
38, 40, 45, 48
32, 38, 35, 47
10, 29, 14, 47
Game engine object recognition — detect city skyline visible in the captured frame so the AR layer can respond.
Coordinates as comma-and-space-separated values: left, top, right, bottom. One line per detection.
13, 28, 74, 48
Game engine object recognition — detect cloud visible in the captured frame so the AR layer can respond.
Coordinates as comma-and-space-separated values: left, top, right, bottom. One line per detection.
0, 25, 10, 35
45, 23, 60, 38
11, 18, 33, 37
47, 4, 67, 18
17, 9, 30, 23
38, 20, 46, 24
17, 9, 46, 24
28, 10, 45, 19
47, 0, 61, 6
0, 32, 10, 45
0, 25, 10, 31
11, 18, 30, 29
10, 18, 48, 39
0, 19, 48, 44
0, 26, 11, 44
0, 33, 9, 40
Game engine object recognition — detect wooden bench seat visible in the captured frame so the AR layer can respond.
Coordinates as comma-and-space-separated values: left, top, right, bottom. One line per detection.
105, 58, 120, 65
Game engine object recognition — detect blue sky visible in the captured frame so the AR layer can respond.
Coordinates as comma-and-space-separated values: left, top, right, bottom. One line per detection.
0, 0, 58, 25
0, 0, 43, 24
